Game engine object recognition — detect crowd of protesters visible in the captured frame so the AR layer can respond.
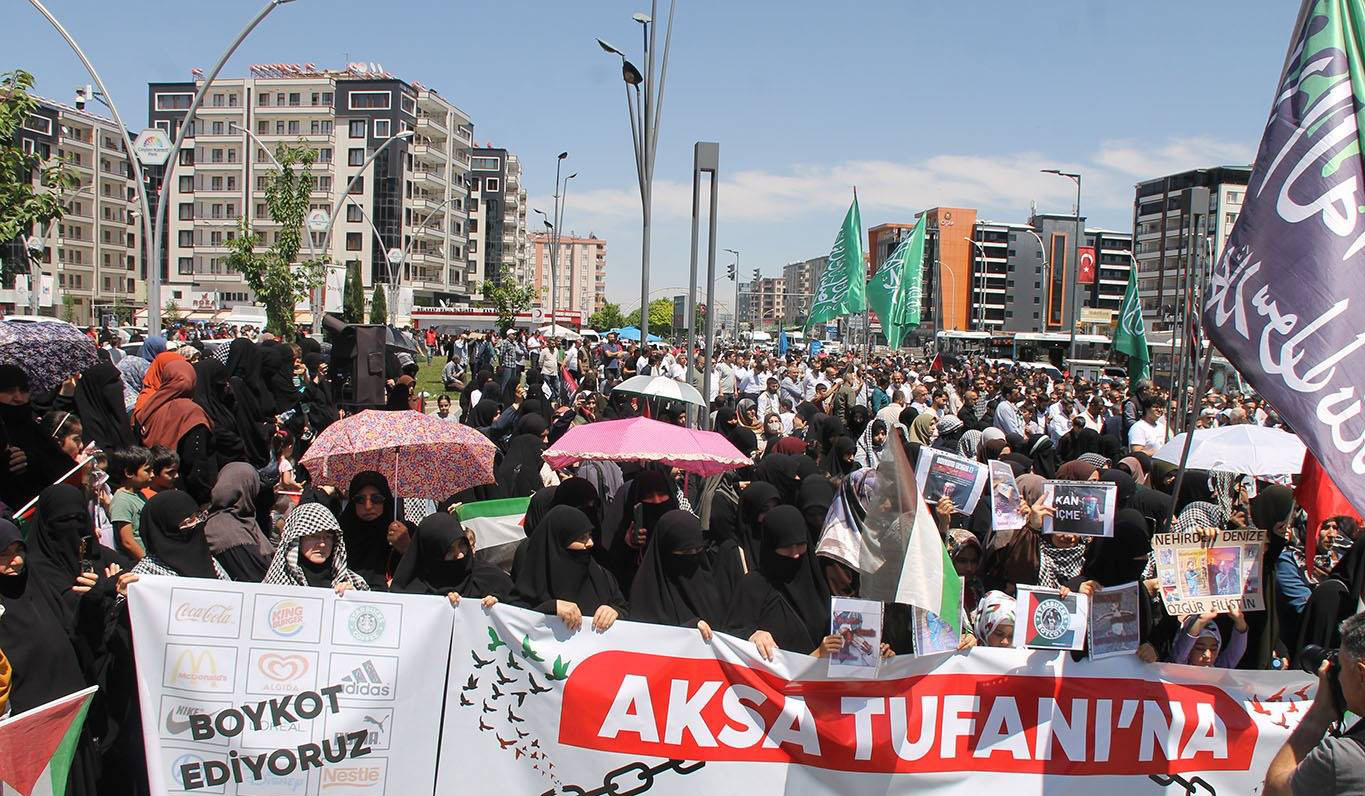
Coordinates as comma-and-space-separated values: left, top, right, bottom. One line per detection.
0, 321, 1362, 795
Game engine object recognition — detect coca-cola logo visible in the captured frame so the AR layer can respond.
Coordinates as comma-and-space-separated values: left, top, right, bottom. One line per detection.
559, 652, 1258, 776
175, 602, 236, 624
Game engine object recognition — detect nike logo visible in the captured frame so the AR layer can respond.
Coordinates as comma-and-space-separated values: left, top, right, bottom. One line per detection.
165, 707, 202, 735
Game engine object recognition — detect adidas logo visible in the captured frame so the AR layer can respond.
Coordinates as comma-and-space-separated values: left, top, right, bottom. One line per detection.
340, 660, 392, 698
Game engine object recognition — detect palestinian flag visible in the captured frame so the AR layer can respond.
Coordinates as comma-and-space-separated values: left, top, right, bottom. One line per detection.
0, 686, 96, 796
457, 497, 532, 550
890, 432, 963, 635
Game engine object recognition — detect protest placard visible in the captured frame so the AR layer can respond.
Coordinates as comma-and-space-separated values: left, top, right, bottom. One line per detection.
1042, 480, 1117, 537
1015, 587, 1089, 651
828, 597, 883, 678
1089, 582, 1141, 660
915, 449, 988, 514
987, 460, 1026, 532
1153, 527, 1266, 614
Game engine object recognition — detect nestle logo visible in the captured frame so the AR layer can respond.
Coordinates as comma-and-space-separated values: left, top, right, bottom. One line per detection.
321, 766, 382, 788
175, 603, 236, 624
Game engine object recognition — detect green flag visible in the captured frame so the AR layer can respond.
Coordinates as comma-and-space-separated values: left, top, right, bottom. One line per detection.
805, 195, 865, 331
1113, 264, 1150, 381
866, 214, 927, 348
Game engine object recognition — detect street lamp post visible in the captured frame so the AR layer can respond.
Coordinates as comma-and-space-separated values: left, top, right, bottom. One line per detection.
964, 237, 991, 331
1042, 168, 1082, 362
597, 0, 675, 346
25, 0, 155, 327
148, 0, 299, 334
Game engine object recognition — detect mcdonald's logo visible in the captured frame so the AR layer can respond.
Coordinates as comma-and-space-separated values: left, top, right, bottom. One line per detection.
164, 643, 235, 693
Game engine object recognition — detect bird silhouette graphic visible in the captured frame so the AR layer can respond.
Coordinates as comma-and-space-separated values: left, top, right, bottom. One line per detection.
471, 651, 493, 669
496, 667, 515, 686
462, 675, 479, 692
496, 735, 516, 750
459, 694, 472, 707
1250, 696, 1270, 715
514, 747, 526, 760
511, 690, 528, 707
521, 635, 545, 662
491, 683, 504, 700
1273, 715, 1290, 729
1286, 700, 1299, 713
507, 705, 524, 723
479, 718, 493, 732
527, 674, 551, 694
531, 739, 540, 749
1267, 687, 1287, 702
547, 655, 571, 681
506, 650, 523, 671
516, 728, 529, 739
1293, 685, 1312, 700
487, 627, 507, 652
481, 700, 496, 714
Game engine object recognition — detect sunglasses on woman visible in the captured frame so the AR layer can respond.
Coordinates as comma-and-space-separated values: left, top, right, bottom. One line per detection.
353, 494, 386, 505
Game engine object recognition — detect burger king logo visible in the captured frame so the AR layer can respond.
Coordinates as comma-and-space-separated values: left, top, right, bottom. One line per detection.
269, 600, 306, 637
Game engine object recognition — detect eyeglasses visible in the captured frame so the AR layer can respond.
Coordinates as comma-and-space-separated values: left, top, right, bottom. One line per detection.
353, 494, 386, 505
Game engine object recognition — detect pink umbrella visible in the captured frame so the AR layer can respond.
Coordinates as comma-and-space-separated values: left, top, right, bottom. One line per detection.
543, 417, 751, 477
299, 410, 496, 498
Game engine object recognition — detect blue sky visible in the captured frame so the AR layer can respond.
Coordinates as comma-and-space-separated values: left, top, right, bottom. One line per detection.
12, 0, 1296, 310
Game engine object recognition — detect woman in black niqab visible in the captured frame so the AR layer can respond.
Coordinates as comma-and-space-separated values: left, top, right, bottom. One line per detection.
134, 490, 222, 580
73, 362, 136, 450
1077, 508, 1152, 588
727, 504, 831, 654
510, 505, 627, 625
27, 484, 128, 616
798, 476, 836, 546
820, 436, 858, 479
0, 364, 77, 510
629, 510, 725, 632
497, 414, 549, 498
338, 471, 395, 589
753, 452, 803, 506
392, 513, 513, 601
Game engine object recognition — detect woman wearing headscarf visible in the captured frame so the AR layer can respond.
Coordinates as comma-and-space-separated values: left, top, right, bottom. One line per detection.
957, 428, 983, 461
1057, 426, 1102, 463
496, 414, 550, 498
392, 513, 512, 602
1068, 508, 1169, 661
127, 490, 227, 580
752, 452, 804, 506
854, 419, 888, 470
0, 364, 78, 511
263, 502, 370, 592
760, 412, 785, 454
906, 413, 938, 446
338, 472, 395, 589
798, 476, 836, 546
598, 468, 679, 587
259, 342, 300, 416
1169, 610, 1248, 667
727, 505, 836, 659
202, 463, 274, 582
25, 484, 129, 618
1025, 434, 1060, 479
720, 481, 780, 568
511, 505, 626, 631
0, 518, 101, 795
131, 355, 216, 504
629, 510, 728, 639
973, 590, 1017, 647
191, 356, 252, 467
948, 528, 985, 611
300, 353, 339, 432
73, 362, 136, 451
1055, 459, 1100, 482
714, 406, 757, 460
115, 335, 165, 412
820, 436, 858, 479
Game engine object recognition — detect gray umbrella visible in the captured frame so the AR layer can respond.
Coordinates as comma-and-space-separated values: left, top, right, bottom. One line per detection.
0, 320, 99, 391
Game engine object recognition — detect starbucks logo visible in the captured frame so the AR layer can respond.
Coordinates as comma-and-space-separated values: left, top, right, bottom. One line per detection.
1032, 598, 1070, 641
347, 606, 386, 643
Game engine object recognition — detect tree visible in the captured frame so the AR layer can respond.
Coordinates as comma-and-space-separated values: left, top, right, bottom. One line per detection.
484, 280, 535, 335
625, 298, 673, 336
60, 293, 76, 323
226, 143, 323, 338
587, 301, 625, 331
370, 284, 387, 325
0, 70, 76, 288
343, 261, 364, 324
162, 298, 183, 325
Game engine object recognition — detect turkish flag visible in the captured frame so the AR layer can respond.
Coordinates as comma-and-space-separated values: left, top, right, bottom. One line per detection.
1077, 247, 1097, 284
1295, 450, 1362, 579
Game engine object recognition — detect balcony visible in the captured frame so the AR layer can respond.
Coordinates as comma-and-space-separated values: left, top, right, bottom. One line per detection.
410, 143, 445, 163
454, 125, 472, 144
416, 114, 447, 136
412, 169, 446, 189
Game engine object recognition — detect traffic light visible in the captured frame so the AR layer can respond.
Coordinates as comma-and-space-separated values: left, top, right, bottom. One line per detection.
752, 268, 760, 282
727, 262, 736, 280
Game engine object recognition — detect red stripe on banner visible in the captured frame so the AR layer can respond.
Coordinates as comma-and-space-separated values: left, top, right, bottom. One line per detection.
559, 652, 1257, 775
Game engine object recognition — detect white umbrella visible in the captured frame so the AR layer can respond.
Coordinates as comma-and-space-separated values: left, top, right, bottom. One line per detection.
538, 323, 580, 340
611, 374, 706, 407
1153, 425, 1306, 476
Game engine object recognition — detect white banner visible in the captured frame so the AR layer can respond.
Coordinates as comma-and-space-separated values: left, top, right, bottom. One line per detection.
128, 576, 451, 796
130, 579, 1315, 796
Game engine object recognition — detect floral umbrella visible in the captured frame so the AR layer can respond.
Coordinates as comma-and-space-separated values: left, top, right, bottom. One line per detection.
542, 416, 750, 477
299, 410, 496, 498
0, 320, 98, 392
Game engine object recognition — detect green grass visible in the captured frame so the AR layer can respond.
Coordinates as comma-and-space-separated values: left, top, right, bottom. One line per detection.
414, 359, 451, 402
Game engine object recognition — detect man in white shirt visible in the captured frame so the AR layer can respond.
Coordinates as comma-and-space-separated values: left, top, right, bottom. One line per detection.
1128, 396, 1167, 453
538, 340, 559, 402
1046, 396, 1076, 443
757, 376, 782, 419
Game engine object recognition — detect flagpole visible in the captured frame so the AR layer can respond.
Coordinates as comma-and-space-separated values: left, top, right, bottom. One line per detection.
1162, 344, 1216, 532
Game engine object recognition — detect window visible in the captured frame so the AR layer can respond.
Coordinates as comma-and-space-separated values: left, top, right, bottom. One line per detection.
256, 203, 267, 217
179, 175, 194, 193
310, 92, 320, 106
346, 232, 362, 251
485, 178, 500, 192
401, 95, 416, 114
348, 120, 366, 138
348, 91, 391, 110
347, 204, 363, 222
258, 92, 270, 106
310, 120, 322, 134
211, 121, 225, 135
178, 203, 194, 220
287, 121, 299, 135
317, 147, 332, 163
211, 176, 224, 190
256, 175, 268, 191
288, 93, 301, 107
321, 120, 333, 135
155, 93, 193, 111
373, 119, 391, 138
322, 92, 333, 106
178, 257, 193, 275
471, 156, 500, 171
348, 147, 365, 166
178, 230, 193, 247
348, 177, 364, 195
257, 120, 269, 135
275, 121, 286, 135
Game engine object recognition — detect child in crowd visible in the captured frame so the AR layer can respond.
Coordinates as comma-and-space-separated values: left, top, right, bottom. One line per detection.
273, 430, 301, 493
107, 446, 153, 559
142, 445, 180, 498
41, 410, 84, 460
1171, 608, 1248, 668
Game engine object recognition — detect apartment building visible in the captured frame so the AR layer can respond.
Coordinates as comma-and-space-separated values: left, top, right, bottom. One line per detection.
781, 256, 826, 329
467, 147, 528, 291
146, 63, 474, 320
739, 276, 785, 331
1, 96, 141, 323
529, 232, 606, 319
1130, 166, 1250, 330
